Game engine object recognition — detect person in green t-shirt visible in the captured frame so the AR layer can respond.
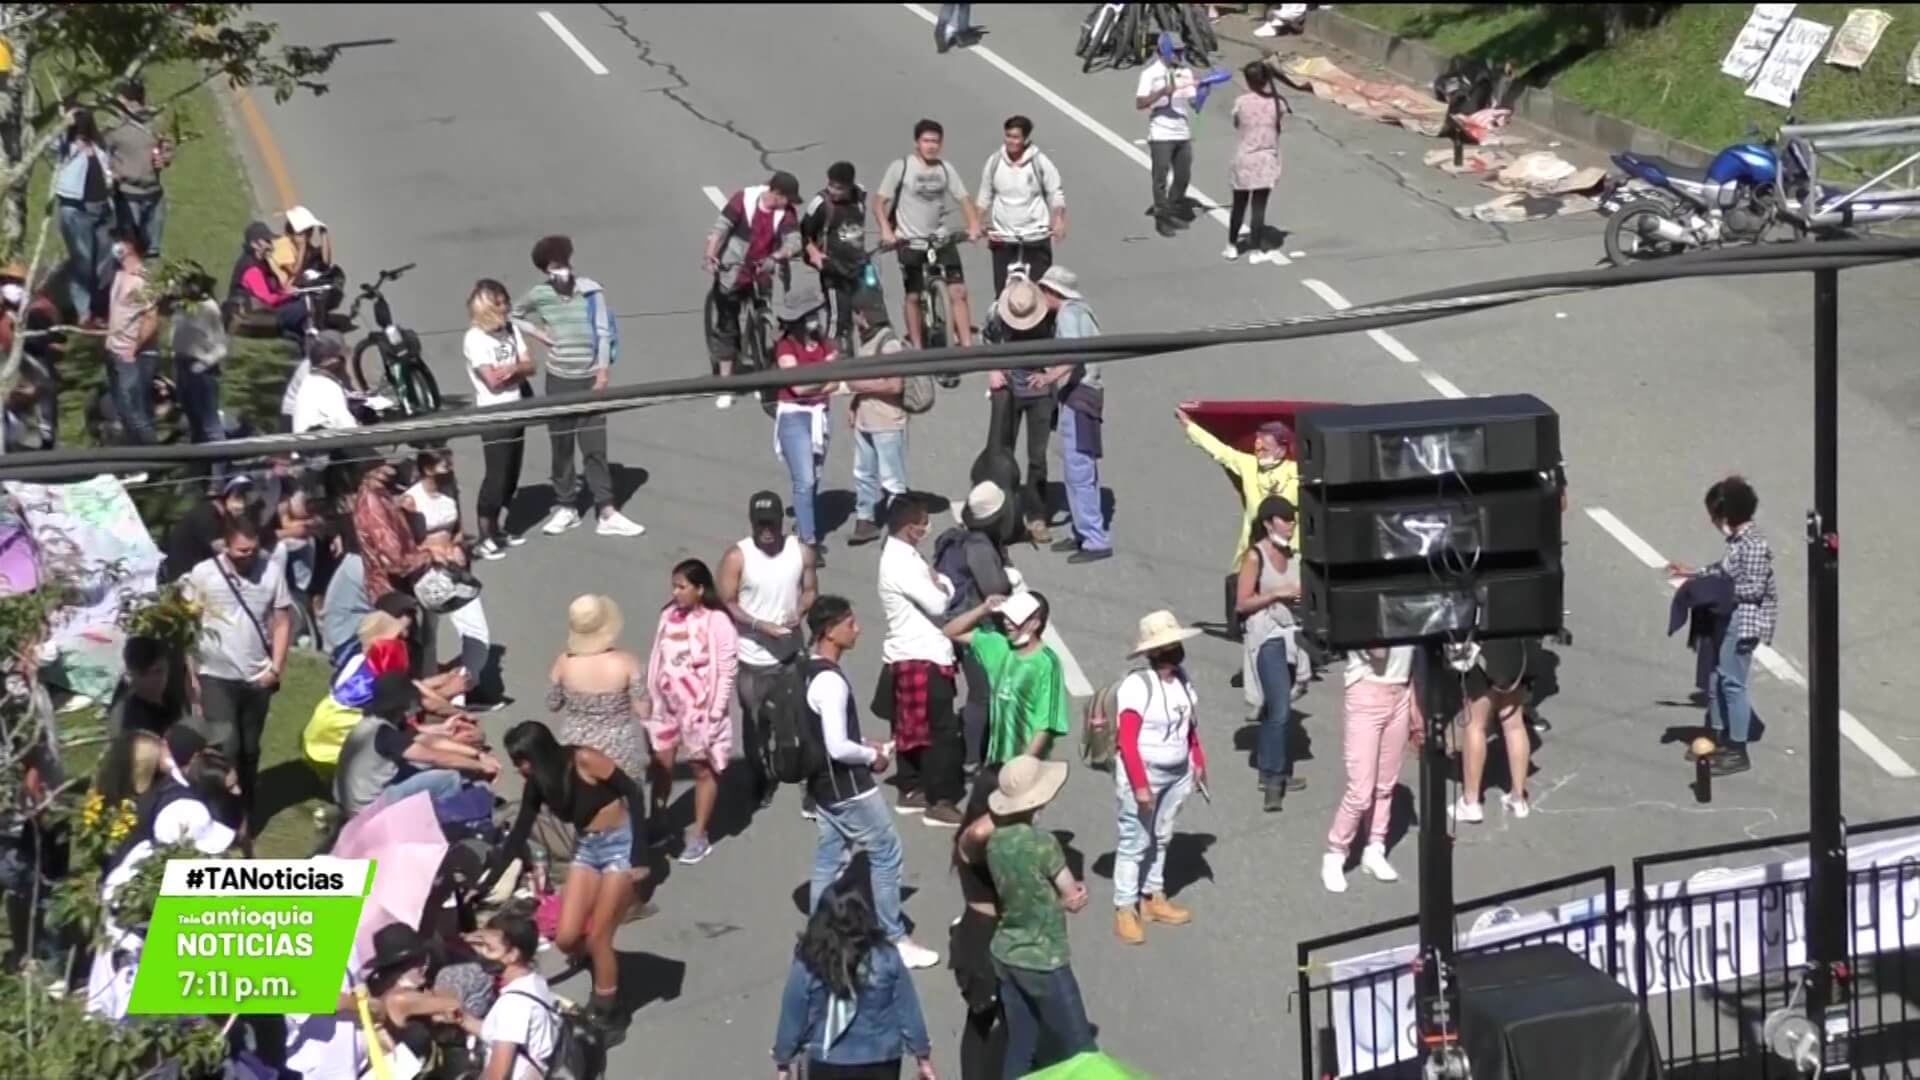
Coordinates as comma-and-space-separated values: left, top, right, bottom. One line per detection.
984, 754, 1096, 1074
947, 590, 1069, 773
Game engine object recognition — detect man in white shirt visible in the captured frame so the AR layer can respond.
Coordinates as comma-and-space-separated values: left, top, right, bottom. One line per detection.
289, 331, 359, 433
1134, 32, 1199, 238
976, 114, 1067, 295
875, 496, 966, 826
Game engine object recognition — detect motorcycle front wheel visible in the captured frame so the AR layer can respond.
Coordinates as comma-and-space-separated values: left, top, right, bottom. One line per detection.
1604, 200, 1689, 266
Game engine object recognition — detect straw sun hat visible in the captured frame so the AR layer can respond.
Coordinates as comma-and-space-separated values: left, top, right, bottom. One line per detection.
1127, 609, 1202, 658
988, 754, 1070, 816
566, 594, 624, 655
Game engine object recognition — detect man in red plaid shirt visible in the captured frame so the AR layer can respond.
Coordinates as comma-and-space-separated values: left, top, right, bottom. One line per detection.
873, 496, 967, 827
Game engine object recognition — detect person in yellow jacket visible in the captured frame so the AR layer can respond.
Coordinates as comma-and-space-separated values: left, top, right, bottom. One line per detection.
1177, 404, 1299, 640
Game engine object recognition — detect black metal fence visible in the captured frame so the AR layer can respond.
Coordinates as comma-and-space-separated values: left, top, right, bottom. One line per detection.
1293, 814, 1920, 1079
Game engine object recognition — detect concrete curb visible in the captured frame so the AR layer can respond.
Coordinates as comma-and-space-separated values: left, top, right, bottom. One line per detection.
1217, 9, 1715, 167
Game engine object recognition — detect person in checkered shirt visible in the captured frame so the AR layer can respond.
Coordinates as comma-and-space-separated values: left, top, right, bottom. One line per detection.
1667, 475, 1777, 777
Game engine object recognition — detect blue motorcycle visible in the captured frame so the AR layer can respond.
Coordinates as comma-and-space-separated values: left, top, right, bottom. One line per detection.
1598, 136, 1813, 265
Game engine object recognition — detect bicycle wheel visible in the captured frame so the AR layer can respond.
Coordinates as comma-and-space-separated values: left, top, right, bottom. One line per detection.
400, 363, 442, 416
351, 335, 390, 395
923, 280, 950, 351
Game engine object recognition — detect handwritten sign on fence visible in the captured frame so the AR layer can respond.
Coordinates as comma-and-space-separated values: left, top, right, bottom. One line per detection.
1723, 3, 1798, 80
1827, 8, 1892, 69
1748, 17, 1834, 106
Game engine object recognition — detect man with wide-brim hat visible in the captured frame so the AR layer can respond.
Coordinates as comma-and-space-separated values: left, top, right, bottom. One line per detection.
1111, 610, 1207, 945
1035, 265, 1111, 563
983, 753, 1099, 1070
987, 276, 1062, 544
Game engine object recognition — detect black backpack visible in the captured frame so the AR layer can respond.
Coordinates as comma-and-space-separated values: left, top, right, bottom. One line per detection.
500, 989, 605, 1080
762, 655, 830, 784
933, 526, 985, 622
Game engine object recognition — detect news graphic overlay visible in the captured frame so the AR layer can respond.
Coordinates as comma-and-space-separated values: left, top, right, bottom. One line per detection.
127, 859, 372, 1014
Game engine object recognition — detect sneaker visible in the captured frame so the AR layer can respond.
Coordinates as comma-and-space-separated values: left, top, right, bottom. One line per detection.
541, 506, 582, 535
924, 802, 964, 828
1254, 21, 1281, 38
1156, 218, 1180, 238
596, 509, 645, 537
505, 531, 530, 547
894, 790, 927, 815
1050, 537, 1081, 554
1361, 844, 1399, 882
800, 797, 818, 821
894, 937, 941, 969
1114, 907, 1146, 945
677, 835, 713, 865
1068, 548, 1113, 565
1450, 798, 1485, 824
757, 782, 778, 810
1248, 250, 1273, 265
1321, 853, 1348, 893
848, 520, 883, 546
1263, 782, 1285, 813
476, 537, 508, 561
1500, 793, 1532, 820
1222, 244, 1242, 261
716, 394, 734, 410
1282, 774, 1308, 793
1710, 746, 1752, 777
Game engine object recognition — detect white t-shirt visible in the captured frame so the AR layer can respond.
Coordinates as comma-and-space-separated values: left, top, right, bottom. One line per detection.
1345, 646, 1415, 687
281, 358, 310, 417
464, 325, 530, 407
1137, 60, 1196, 142
403, 482, 459, 534
482, 973, 559, 1080
1117, 670, 1196, 769
292, 369, 358, 433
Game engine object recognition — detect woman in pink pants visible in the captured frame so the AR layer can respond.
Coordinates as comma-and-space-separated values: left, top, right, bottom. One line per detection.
1321, 646, 1420, 893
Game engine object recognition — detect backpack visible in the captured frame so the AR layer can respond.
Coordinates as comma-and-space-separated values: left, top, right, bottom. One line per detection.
984, 150, 1060, 210
585, 291, 619, 366
886, 157, 960, 232
933, 526, 984, 621
1081, 673, 1135, 770
501, 989, 605, 1080
813, 188, 870, 278
763, 655, 830, 785
859, 326, 935, 414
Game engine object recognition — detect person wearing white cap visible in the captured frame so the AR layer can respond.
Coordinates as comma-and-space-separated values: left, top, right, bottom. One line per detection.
1034, 266, 1110, 562
1111, 609, 1207, 945
947, 587, 1069, 821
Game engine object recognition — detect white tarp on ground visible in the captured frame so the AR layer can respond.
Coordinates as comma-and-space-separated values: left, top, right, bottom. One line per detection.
1326, 829, 1920, 1077
4, 475, 162, 701
1723, 4, 1799, 80
1749, 17, 1835, 107
1827, 8, 1893, 69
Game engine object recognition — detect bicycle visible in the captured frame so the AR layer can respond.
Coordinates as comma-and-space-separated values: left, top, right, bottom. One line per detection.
344, 263, 441, 418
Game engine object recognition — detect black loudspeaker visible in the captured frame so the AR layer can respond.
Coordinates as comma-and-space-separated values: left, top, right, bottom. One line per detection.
1296, 394, 1561, 488
1456, 945, 1661, 1080
1296, 396, 1564, 651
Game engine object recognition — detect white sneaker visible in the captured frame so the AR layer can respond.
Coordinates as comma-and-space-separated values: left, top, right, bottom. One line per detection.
1361, 844, 1399, 882
1254, 21, 1280, 37
894, 937, 941, 970
1450, 798, 1484, 824
1320, 853, 1348, 894
595, 509, 645, 537
1501, 793, 1532, 820
715, 394, 734, 410
541, 507, 582, 535
1222, 244, 1241, 261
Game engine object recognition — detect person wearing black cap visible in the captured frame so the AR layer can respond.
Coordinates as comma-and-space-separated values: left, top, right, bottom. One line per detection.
226, 220, 307, 341
720, 490, 819, 810
289, 330, 360, 433
334, 672, 499, 818
703, 172, 803, 410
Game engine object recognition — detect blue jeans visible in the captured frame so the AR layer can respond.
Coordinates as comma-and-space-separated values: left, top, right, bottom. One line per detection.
116, 191, 166, 256
1112, 763, 1192, 908
1708, 632, 1757, 744
108, 351, 158, 444
776, 409, 824, 543
1256, 637, 1295, 780
174, 357, 225, 445
853, 428, 908, 525
572, 822, 634, 873
997, 961, 1096, 1075
58, 200, 114, 320
384, 767, 465, 806
1057, 407, 1108, 552
809, 792, 907, 940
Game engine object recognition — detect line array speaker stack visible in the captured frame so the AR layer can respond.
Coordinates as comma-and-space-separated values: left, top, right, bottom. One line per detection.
1294, 394, 1565, 651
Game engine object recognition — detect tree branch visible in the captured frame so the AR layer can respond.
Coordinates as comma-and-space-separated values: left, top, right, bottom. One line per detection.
0, 206, 54, 401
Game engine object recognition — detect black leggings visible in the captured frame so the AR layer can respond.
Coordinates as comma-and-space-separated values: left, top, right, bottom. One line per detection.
1228, 188, 1272, 252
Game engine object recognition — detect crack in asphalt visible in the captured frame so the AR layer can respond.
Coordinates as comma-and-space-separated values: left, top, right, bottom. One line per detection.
1289, 108, 1517, 246
595, 4, 820, 172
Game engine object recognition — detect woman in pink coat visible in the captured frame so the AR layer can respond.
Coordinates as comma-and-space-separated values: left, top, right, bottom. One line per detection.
1225, 60, 1290, 263
644, 558, 738, 865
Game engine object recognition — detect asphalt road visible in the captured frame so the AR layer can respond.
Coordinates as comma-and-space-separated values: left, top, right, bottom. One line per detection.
247, 5, 1920, 1076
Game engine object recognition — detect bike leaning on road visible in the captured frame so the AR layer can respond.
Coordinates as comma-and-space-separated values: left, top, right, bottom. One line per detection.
344, 262, 441, 418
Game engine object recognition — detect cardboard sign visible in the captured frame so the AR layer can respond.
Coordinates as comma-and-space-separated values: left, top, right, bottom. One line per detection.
1827, 8, 1893, 69
1722, 3, 1798, 80
1748, 17, 1834, 107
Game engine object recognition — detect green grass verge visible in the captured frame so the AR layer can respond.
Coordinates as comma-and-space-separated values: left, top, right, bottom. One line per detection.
1339, 4, 1920, 156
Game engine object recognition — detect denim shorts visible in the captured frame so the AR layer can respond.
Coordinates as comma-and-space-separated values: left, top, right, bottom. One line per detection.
571, 822, 633, 873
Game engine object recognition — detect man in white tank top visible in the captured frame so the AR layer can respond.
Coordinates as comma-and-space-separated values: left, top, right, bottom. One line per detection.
717, 491, 818, 809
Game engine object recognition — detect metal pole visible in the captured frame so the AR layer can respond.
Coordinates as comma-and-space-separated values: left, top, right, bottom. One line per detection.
1805, 266, 1851, 1072
1416, 641, 1466, 1077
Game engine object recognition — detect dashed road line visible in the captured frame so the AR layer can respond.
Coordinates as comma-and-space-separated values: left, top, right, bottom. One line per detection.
702, 185, 727, 210
538, 11, 610, 75
899, 3, 1288, 265
1582, 506, 1916, 779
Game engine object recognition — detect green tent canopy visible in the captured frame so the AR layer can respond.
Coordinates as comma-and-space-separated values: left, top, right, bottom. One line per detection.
1020, 1051, 1154, 1079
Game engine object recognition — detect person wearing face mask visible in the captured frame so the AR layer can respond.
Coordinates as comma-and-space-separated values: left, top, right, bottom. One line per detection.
515, 234, 645, 539
456, 914, 558, 1080
1136, 33, 1200, 239
1110, 610, 1206, 945
102, 226, 160, 444
802, 162, 885, 357
705, 171, 804, 409
1173, 405, 1299, 634
1236, 496, 1310, 811
772, 280, 840, 561
225, 220, 306, 341
945, 590, 1069, 816
180, 515, 292, 827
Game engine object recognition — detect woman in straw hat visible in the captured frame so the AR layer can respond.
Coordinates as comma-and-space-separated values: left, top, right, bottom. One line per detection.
1111, 610, 1207, 945
984, 754, 1096, 1074
550, 595, 651, 802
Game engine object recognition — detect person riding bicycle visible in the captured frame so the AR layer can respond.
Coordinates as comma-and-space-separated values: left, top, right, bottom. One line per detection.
704, 171, 802, 411
875, 119, 982, 351
977, 114, 1067, 296
801, 161, 888, 356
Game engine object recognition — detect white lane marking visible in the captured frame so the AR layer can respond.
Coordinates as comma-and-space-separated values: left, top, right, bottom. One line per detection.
948, 502, 1096, 698
899, 3, 1289, 266
537, 11, 610, 75
1420, 370, 1466, 399
1582, 506, 1917, 779
702, 185, 726, 210
1303, 277, 1434, 387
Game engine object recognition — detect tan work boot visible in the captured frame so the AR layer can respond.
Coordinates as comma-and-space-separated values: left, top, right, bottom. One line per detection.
1113, 906, 1146, 945
1143, 893, 1192, 926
